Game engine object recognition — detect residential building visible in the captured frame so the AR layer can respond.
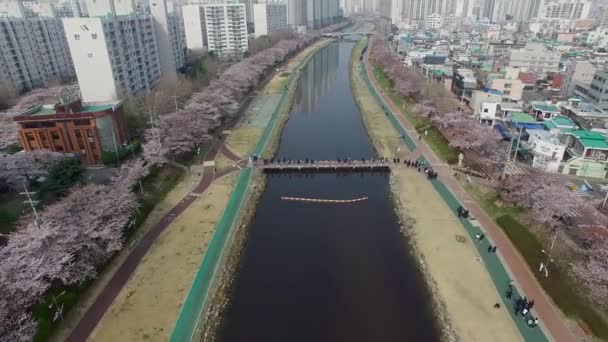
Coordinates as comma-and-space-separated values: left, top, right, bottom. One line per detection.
508, 43, 561, 77
486, 75, 524, 101
150, 0, 185, 75
528, 129, 567, 173
574, 68, 608, 111
452, 68, 477, 105
539, 0, 591, 19
485, 0, 542, 22
586, 27, 608, 49
203, 2, 248, 54
182, 4, 206, 50
477, 99, 522, 126
424, 13, 442, 30
530, 101, 562, 120
561, 60, 596, 98
253, 2, 287, 38
0, 0, 75, 92
560, 130, 608, 178
63, 0, 162, 102
13, 98, 127, 165
487, 40, 525, 56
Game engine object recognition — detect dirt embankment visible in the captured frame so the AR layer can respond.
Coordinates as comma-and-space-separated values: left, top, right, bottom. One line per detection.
350, 37, 522, 342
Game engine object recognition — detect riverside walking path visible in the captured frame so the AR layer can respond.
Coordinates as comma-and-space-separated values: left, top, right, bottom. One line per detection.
64, 134, 243, 342
363, 51, 577, 342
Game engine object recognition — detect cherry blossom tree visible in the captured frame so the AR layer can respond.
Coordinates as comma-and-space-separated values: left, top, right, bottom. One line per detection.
499, 171, 593, 227
0, 150, 68, 190
0, 158, 146, 341
142, 23, 348, 162
571, 238, 608, 308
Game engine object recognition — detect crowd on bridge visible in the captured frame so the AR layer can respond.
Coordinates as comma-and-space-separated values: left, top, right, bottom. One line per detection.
260, 156, 438, 179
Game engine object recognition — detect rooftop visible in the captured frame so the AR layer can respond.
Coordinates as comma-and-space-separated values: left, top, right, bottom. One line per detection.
21, 103, 115, 117
567, 130, 608, 149
510, 112, 538, 124
531, 101, 560, 113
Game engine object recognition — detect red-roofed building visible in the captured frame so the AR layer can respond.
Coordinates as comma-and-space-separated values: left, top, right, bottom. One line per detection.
14, 99, 127, 165
518, 72, 538, 86
550, 74, 564, 90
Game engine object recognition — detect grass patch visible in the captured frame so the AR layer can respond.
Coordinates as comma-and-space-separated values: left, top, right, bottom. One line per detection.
464, 180, 608, 338
0, 192, 27, 235
350, 38, 402, 157
371, 65, 459, 163
495, 215, 608, 339
225, 127, 263, 158
215, 153, 237, 173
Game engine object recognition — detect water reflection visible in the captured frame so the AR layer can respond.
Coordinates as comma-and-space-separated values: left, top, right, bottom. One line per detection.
295, 42, 339, 113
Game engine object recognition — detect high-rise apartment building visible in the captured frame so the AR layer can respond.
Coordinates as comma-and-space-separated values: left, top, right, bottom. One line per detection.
150, 0, 185, 75
182, 4, 207, 50
540, 0, 591, 19
0, 0, 75, 92
286, 0, 339, 29
253, 2, 287, 37
203, 3, 248, 54
481, 0, 542, 22
63, 0, 162, 102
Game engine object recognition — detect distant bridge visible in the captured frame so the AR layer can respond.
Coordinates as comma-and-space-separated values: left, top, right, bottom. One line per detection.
322, 32, 372, 39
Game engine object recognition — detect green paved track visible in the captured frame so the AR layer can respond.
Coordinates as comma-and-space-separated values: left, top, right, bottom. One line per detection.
360, 56, 549, 341
169, 167, 252, 342
170, 42, 323, 342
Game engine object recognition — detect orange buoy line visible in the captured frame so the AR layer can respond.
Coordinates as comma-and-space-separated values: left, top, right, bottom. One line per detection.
281, 196, 368, 203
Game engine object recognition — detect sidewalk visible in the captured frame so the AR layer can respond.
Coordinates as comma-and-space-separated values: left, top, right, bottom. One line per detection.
362, 52, 577, 342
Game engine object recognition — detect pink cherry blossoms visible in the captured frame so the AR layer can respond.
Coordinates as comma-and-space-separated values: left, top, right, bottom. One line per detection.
0, 158, 147, 341
143, 23, 349, 163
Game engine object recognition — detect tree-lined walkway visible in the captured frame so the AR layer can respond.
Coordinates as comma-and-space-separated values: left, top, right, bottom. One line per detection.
363, 53, 577, 342
65, 133, 242, 342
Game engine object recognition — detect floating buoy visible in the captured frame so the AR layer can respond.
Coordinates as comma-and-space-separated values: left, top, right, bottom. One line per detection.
281, 196, 368, 203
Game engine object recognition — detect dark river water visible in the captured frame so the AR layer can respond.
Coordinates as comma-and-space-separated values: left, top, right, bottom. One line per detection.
219, 41, 439, 342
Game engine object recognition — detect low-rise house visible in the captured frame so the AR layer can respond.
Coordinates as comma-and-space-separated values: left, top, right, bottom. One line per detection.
560, 130, 608, 178
13, 99, 127, 165
543, 115, 578, 132
509, 111, 545, 130
478, 101, 523, 126
528, 129, 567, 173
530, 101, 561, 120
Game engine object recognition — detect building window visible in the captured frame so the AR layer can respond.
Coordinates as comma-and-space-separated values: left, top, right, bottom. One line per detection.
504, 83, 512, 88
92, 33, 97, 39
483, 108, 489, 113
74, 34, 80, 40
88, 53, 93, 58
504, 90, 511, 95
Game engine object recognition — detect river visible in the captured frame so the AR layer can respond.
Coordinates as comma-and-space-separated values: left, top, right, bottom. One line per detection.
219, 40, 440, 342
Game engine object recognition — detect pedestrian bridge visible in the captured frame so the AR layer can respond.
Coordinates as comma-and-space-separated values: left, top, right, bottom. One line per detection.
258, 160, 391, 173
322, 32, 372, 39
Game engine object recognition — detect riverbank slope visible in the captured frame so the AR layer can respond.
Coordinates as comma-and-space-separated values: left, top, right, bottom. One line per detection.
350, 37, 523, 342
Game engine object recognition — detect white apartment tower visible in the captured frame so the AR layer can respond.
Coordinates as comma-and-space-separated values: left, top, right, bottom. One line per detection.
253, 2, 287, 37
0, 0, 75, 92
150, 0, 185, 75
182, 4, 206, 50
540, 0, 591, 19
63, 0, 161, 102
183, 1, 248, 54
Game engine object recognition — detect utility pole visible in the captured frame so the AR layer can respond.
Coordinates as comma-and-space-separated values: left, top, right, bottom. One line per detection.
539, 229, 558, 278
170, 95, 179, 111
19, 179, 41, 229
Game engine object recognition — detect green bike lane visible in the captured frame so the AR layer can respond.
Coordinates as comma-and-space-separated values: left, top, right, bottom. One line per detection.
169, 43, 321, 342
358, 56, 551, 342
